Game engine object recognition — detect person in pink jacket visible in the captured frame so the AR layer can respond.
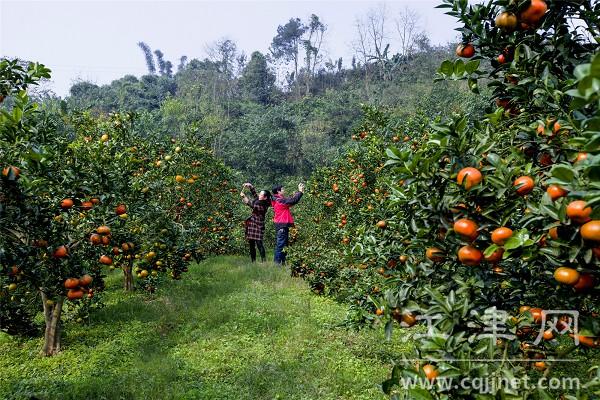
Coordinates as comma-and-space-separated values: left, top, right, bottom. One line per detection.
271, 182, 305, 265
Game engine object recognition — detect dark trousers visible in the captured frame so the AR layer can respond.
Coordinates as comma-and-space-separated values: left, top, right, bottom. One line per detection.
274, 226, 289, 265
249, 239, 265, 262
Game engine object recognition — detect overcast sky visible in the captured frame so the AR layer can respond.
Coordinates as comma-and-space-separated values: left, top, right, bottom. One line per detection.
0, 0, 459, 97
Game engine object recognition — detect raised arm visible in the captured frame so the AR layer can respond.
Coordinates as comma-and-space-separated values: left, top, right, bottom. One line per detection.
276, 191, 303, 206
243, 182, 258, 200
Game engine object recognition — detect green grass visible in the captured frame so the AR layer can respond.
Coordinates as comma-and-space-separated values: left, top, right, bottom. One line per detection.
0, 256, 412, 400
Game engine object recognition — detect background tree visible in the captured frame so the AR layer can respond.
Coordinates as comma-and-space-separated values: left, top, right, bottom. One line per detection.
302, 14, 327, 95
270, 18, 307, 96
137, 42, 156, 74
239, 51, 276, 105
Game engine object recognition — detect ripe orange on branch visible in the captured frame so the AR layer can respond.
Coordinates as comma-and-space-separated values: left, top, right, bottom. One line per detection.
53, 245, 69, 258
546, 184, 568, 201
454, 219, 478, 241
456, 43, 475, 58
554, 267, 580, 285
580, 220, 600, 241
491, 227, 513, 245
426, 247, 444, 262
495, 11, 517, 32
99, 255, 113, 265
60, 198, 74, 209
519, 0, 548, 26
485, 248, 504, 263
458, 245, 483, 266
115, 204, 127, 215
64, 278, 80, 289
513, 176, 534, 196
422, 364, 439, 382
573, 273, 595, 293
457, 167, 482, 191
566, 201, 592, 224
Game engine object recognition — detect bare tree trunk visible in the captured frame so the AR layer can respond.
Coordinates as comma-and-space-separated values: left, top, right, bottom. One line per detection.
40, 291, 64, 356
123, 259, 134, 291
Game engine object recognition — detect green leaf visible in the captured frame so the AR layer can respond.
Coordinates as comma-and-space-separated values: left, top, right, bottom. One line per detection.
408, 387, 434, 399
465, 59, 480, 74
551, 165, 575, 182
484, 244, 499, 257
438, 60, 454, 76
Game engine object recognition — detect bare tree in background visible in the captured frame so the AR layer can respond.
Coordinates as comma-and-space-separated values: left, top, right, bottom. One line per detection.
395, 7, 427, 57
352, 4, 389, 94
206, 38, 238, 78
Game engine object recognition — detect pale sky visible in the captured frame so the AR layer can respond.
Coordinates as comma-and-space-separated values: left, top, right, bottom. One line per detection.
0, 0, 459, 97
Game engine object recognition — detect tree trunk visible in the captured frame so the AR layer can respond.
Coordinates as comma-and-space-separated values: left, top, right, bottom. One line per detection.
123, 259, 134, 291
40, 291, 64, 356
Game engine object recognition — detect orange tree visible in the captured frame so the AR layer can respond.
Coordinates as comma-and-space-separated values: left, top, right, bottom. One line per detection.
350, 0, 600, 397
286, 107, 435, 325
1, 59, 244, 355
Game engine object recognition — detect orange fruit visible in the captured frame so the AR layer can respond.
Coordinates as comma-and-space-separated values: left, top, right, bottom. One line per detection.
90, 198, 100, 205
519, 0, 547, 26
566, 200, 592, 224
97, 225, 111, 235
2, 165, 21, 180
534, 361, 547, 371
581, 220, 600, 241
458, 245, 483, 266
80, 201, 93, 211
519, 306, 531, 314
542, 330, 554, 341
573, 273, 595, 292
53, 245, 68, 258
376, 220, 387, 229
546, 184, 568, 201
115, 204, 127, 215
401, 312, 417, 327
67, 289, 84, 300
456, 43, 475, 58
89, 234, 102, 245
422, 364, 439, 382
99, 255, 113, 265
454, 219, 479, 241
495, 11, 517, 32
491, 227, 513, 245
569, 334, 599, 348
79, 274, 93, 287
554, 267, 580, 285
575, 152, 588, 163
553, 121, 561, 134
60, 198, 74, 209
485, 248, 504, 263
426, 247, 444, 262
514, 176, 534, 196
457, 167, 482, 190
529, 308, 543, 324
64, 278, 80, 289
375, 308, 384, 316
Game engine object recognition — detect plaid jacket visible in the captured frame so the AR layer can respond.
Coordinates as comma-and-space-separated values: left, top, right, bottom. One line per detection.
242, 186, 270, 241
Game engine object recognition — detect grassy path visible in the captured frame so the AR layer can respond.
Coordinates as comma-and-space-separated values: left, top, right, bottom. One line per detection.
0, 256, 410, 400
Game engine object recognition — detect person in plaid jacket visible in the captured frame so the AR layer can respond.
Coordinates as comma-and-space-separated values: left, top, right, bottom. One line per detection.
240, 183, 272, 262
